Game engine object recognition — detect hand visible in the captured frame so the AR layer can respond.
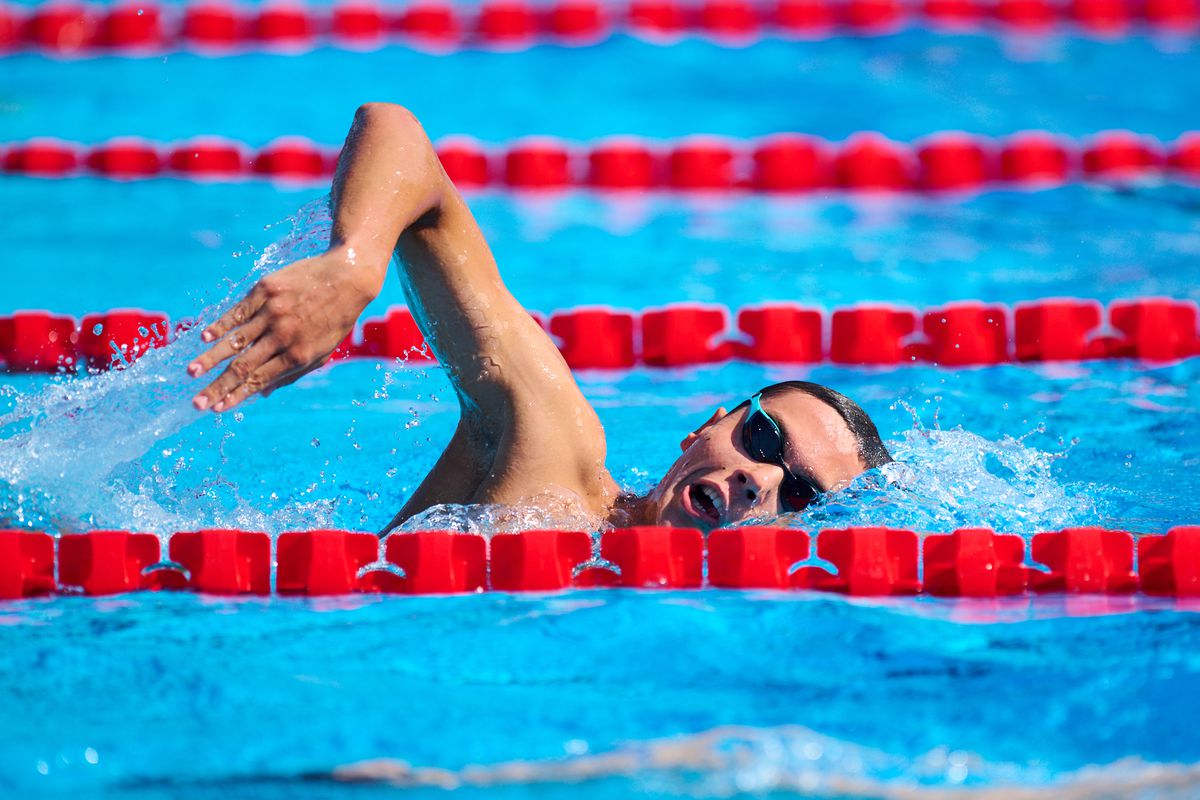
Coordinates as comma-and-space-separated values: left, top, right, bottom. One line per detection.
189, 247, 384, 412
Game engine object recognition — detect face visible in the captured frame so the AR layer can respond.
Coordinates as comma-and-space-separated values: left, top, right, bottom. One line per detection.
648, 392, 868, 531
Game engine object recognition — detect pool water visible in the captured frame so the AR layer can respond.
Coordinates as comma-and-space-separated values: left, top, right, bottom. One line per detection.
4, 21, 1200, 800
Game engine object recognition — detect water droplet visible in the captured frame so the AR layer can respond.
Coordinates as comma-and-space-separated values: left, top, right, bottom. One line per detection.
92, 324, 104, 335
310, 438, 320, 447
84, 748, 99, 765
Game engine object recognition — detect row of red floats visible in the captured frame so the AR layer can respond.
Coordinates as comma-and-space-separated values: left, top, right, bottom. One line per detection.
2, 0, 1198, 56
3, 298, 1198, 373
4, 131, 1200, 191
2, 526, 1199, 599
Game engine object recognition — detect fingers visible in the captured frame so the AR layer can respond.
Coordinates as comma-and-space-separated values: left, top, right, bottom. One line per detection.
263, 355, 331, 398
209, 355, 294, 412
192, 342, 276, 411
199, 283, 269, 345
187, 313, 269, 378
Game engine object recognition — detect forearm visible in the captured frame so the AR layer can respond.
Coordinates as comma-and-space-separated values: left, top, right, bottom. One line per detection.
328, 102, 450, 295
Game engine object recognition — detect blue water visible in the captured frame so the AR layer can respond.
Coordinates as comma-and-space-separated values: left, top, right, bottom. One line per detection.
5, 23, 1200, 800
5, 36, 1200, 143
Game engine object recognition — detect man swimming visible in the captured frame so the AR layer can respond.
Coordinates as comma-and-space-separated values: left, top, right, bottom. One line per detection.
186, 103, 891, 533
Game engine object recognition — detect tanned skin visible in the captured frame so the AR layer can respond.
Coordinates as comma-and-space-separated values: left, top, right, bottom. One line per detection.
187, 103, 868, 533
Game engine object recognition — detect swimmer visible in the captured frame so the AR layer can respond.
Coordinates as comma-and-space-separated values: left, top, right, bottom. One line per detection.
186, 103, 891, 533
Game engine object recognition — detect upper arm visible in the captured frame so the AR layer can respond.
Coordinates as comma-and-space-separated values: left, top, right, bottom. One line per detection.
372, 114, 600, 451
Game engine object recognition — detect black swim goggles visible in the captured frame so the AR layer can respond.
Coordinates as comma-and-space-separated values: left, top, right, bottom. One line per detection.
741, 393, 822, 513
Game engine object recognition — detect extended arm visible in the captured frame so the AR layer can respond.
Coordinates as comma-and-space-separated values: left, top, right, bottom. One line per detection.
189, 103, 576, 423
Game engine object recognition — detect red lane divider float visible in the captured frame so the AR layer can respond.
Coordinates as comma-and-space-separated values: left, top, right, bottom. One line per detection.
2, 0, 1198, 57
5, 297, 1199, 374
5, 526, 1200, 599
4, 132, 1200, 192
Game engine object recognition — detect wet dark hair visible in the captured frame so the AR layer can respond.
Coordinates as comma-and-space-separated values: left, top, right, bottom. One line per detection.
735, 381, 892, 470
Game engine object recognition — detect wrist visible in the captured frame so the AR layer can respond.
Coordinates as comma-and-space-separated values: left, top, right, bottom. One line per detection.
326, 241, 388, 304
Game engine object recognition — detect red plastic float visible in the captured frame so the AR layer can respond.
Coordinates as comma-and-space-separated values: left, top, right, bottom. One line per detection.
180, 3, 244, 46
504, 139, 572, 189
587, 140, 659, 190
599, 526, 703, 588
253, 5, 315, 46
1107, 299, 1200, 361
0, 5, 21, 51
1139, 527, 1200, 597
78, 310, 169, 370
546, 0, 609, 40
359, 308, 434, 361
1082, 132, 1163, 180
1030, 528, 1137, 593
751, 135, 828, 192
993, 0, 1058, 28
331, 3, 386, 42
829, 306, 918, 365
668, 139, 737, 190
794, 527, 921, 595
380, 531, 487, 593
698, 0, 760, 36
921, 0, 985, 28
276, 530, 379, 595
841, 0, 905, 32
395, 1, 460, 44
169, 530, 272, 595
832, 135, 914, 190
627, 0, 690, 35
641, 304, 732, 366
923, 528, 1028, 596
168, 139, 247, 177
489, 530, 592, 591
917, 134, 992, 192
548, 308, 637, 369
58, 531, 162, 596
477, 0, 538, 43
1143, 0, 1199, 30
774, 0, 838, 32
251, 138, 328, 179
0, 531, 55, 600
96, 5, 164, 49
733, 304, 823, 363
4, 140, 80, 177
436, 139, 490, 188
1069, 0, 1132, 33
707, 527, 810, 589
918, 303, 1009, 366
1169, 134, 1200, 179
84, 139, 164, 178
1014, 299, 1105, 361
23, 4, 96, 53
0, 317, 12, 365
999, 133, 1072, 185
2, 312, 77, 372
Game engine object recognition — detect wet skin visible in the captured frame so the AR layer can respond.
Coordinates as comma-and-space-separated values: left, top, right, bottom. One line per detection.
187, 103, 869, 533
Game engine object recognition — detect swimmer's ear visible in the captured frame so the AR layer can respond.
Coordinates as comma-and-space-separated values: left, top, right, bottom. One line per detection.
679, 407, 727, 452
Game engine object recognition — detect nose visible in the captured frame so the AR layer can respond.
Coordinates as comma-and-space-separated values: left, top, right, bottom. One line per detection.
730, 463, 781, 513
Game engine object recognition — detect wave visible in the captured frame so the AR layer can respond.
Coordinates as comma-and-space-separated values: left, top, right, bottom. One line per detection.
326, 724, 1200, 799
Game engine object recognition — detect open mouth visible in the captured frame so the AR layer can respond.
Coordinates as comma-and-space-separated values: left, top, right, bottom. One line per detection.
686, 482, 725, 525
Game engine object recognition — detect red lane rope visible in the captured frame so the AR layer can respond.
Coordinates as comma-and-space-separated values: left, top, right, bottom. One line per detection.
3, 526, 1199, 598
4, 132, 1200, 191
1, 0, 1198, 57
2, 298, 1198, 373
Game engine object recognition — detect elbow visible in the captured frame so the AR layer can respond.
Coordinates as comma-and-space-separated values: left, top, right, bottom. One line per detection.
354, 102, 423, 136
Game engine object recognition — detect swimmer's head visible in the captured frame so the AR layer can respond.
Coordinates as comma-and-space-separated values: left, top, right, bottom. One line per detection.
646, 381, 891, 531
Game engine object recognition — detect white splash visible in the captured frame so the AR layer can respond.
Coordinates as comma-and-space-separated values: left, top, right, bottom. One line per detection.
0, 199, 336, 535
